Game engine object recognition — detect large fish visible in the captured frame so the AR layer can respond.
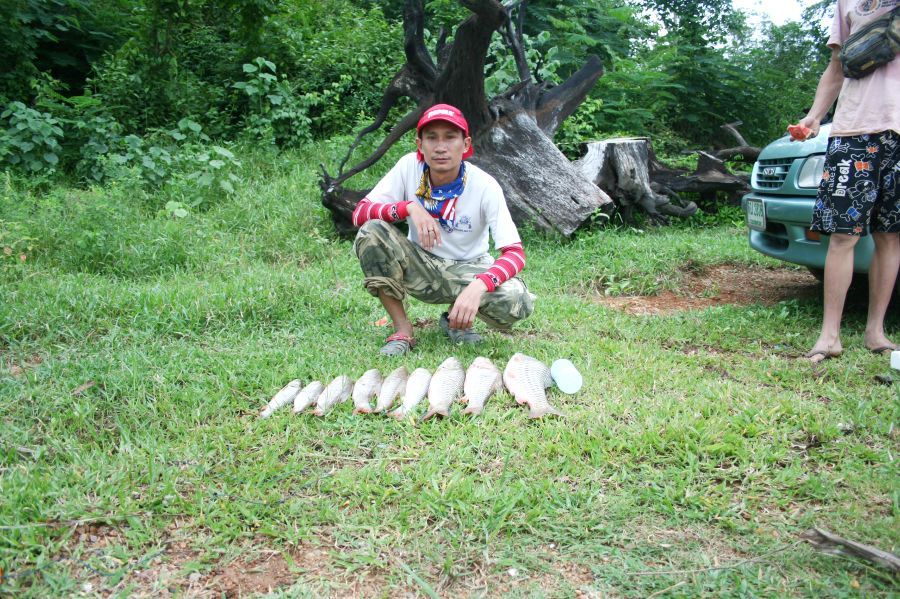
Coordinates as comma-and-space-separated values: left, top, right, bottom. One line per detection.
352, 369, 382, 414
388, 367, 431, 420
503, 353, 563, 418
461, 357, 503, 416
421, 357, 465, 421
293, 381, 324, 414
375, 366, 408, 413
313, 375, 353, 416
260, 379, 301, 418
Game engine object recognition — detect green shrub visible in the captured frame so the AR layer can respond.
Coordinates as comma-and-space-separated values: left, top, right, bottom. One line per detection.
485, 30, 562, 98
269, 3, 403, 139
232, 58, 312, 148
96, 119, 242, 208
0, 101, 64, 175
72, 115, 123, 183
88, 39, 218, 135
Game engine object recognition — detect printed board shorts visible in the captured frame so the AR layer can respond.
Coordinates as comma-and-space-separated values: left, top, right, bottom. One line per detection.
811, 130, 900, 236
353, 220, 535, 329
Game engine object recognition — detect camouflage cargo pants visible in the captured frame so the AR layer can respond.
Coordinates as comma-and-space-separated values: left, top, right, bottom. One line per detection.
353, 220, 535, 329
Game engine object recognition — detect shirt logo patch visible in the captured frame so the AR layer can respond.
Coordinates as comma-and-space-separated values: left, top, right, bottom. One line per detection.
454, 215, 473, 232
855, 0, 882, 15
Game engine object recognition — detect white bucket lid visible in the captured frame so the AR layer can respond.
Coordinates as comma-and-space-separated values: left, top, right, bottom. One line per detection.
551, 359, 583, 394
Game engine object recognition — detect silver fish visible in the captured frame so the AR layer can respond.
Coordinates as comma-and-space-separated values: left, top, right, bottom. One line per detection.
352, 369, 383, 414
461, 357, 503, 416
421, 357, 465, 421
388, 367, 431, 420
260, 379, 301, 418
375, 366, 408, 413
313, 375, 353, 416
503, 353, 563, 418
293, 381, 324, 414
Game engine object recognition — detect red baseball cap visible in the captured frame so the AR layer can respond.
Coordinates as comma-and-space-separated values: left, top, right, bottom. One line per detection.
416, 103, 474, 160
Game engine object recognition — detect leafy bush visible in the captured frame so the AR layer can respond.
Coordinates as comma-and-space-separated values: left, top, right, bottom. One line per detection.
168, 143, 242, 209
0, 101, 64, 175
101, 118, 242, 207
485, 30, 562, 98
232, 58, 312, 148
89, 38, 220, 135
73, 115, 123, 183
269, 3, 403, 139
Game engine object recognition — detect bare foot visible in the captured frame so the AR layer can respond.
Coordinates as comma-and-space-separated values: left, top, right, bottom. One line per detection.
864, 334, 899, 355
804, 342, 843, 364
866, 344, 899, 355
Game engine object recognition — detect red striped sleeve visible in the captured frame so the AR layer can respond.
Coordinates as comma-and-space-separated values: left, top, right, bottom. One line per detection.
352, 199, 412, 228
475, 242, 525, 292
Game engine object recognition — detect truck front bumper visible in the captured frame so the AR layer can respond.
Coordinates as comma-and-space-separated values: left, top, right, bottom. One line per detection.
741, 193, 874, 273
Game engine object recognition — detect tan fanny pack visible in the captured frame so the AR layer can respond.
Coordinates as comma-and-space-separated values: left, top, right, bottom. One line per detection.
840, 5, 900, 79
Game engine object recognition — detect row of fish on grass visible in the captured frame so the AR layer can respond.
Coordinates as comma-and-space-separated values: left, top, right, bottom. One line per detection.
259, 353, 565, 421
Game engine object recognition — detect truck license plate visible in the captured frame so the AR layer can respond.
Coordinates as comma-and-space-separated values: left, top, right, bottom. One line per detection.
746, 198, 766, 231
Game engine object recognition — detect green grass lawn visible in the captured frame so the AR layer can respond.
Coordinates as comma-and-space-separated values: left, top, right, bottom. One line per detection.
1, 144, 898, 597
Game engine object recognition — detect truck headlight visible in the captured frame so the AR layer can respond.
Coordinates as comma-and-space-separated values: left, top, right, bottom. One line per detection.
797, 155, 826, 188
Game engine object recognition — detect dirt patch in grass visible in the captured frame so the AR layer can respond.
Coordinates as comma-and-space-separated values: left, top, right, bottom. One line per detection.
593, 264, 819, 315
5, 354, 43, 377
57, 523, 398, 598
207, 550, 302, 597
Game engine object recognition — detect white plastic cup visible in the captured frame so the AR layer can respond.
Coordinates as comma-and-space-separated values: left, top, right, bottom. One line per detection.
891, 351, 900, 371
551, 359, 583, 394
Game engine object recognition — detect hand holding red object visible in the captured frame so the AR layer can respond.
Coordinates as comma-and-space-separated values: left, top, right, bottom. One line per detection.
787, 124, 812, 141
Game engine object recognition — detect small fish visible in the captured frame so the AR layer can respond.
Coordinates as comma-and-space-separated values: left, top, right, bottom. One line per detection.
260, 379, 301, 418
388, 368, 431, 420
503, 353, 563, 418
313, 375, 353, 416
375, 366, 408, 413
293, 381, 324, 414
421, 357, 465, 421
461, 357, 503, 416
352, 369, 383, 414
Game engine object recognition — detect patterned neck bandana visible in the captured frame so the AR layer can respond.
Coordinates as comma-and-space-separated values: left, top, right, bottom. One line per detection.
415, 162, 467, 233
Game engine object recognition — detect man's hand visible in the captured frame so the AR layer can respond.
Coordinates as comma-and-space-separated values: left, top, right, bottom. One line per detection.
789, 117, 818, 141
408, 202, 442, 251
448, 279, 487, 330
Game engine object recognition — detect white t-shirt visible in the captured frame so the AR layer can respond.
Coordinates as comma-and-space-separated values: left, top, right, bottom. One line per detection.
828, 0, 900, 136
365, 153, 521, 261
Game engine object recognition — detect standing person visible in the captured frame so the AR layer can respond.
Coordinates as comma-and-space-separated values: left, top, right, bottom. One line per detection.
797, 1, 899, 363
352, 103, 535, 356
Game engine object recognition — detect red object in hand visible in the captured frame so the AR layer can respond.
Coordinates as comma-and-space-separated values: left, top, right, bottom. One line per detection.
787, 124, 812, 141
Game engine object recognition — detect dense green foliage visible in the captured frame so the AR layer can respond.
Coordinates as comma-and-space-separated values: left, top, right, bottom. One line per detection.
0, 0, 832, 188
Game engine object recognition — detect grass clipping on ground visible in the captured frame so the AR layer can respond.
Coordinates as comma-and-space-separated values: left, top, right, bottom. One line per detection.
0, 150, 898, 598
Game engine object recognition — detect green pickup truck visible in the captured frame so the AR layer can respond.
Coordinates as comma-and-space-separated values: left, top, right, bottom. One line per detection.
740, 123, 876, 279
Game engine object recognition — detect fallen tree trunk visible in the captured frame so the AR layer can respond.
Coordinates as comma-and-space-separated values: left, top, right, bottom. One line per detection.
714, 121, 761, 163
651, 150, 750, 205
716, 145, 760, 163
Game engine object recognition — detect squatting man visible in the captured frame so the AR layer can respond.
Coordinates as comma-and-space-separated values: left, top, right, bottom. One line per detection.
352, 103, 535, 356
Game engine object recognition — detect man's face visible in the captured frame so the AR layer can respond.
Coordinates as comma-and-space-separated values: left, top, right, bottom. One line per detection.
416, 121, 472, 180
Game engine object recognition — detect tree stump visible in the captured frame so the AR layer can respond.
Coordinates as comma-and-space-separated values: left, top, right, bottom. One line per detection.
471, 103, 614, 235
576, 137, 697, 224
